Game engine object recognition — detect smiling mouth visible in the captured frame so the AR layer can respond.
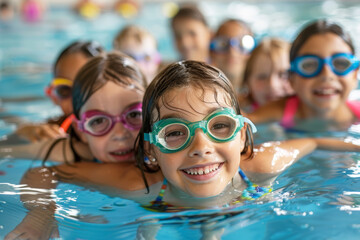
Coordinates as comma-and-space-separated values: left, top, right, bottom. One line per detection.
313, 88, 340, 96
181, 163, 223, 176
110, 149, 134, 156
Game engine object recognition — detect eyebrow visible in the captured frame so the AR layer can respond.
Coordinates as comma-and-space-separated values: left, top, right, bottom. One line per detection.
160, 107, 225, 120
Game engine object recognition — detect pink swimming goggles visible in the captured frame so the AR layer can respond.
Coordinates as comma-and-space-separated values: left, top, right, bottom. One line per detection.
74, 102, 142, 136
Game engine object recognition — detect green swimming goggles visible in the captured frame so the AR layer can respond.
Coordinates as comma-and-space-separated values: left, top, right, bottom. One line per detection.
144, 108, 257, 153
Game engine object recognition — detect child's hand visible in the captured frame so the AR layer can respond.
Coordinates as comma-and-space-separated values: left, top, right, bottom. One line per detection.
4, 209, 59, 240
15, 123, 67, 142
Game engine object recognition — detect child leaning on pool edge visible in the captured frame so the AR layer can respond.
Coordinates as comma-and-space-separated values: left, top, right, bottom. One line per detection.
247, 19, 360, 132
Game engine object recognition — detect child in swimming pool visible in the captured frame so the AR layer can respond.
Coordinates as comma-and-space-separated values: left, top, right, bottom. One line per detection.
0, 51, 147, 163
210, 18, 255, 93
5, 60, 360, 240
238, 37, 294, 113
14, 41, 104, 142
170, 5, 212, 62
113, 24, 161, 84
247, 19, 360, 132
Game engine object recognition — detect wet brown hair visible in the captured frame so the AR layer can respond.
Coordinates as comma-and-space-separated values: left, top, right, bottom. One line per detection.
72, 51, 147, 119
135, 60, 254, 190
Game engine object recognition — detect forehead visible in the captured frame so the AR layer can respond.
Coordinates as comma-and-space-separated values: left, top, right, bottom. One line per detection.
298, 33, 352, 56
80, 81, 143, 114
55, 52, 89, 79
217, 21, 250, 38
157, 85, 232, 118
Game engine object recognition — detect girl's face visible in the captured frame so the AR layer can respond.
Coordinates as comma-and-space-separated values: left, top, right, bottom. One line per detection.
79, 81, 143, 163
53, 52, 89, 116
119, 36, 160, 83
210, 21, 251, 87
291, 33, 358, 115
150, 86, 245, 198
248, 52, 293, 106
172, 18, 211, 62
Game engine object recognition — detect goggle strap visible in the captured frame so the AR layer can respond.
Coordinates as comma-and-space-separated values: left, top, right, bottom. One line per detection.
243, 117, 257, 133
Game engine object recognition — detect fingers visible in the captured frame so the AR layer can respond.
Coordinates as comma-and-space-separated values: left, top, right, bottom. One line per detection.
16, 124, 67, 143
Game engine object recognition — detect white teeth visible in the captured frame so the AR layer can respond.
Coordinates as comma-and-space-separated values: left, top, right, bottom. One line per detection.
314, 89, 337, 95
112, 149, 132, 155
184, 164, 220, 175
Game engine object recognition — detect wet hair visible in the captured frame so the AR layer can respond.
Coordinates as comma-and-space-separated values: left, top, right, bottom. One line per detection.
113, 25, 157, 51
53, 40, 105, 75
242, 37, 290, 99
215, 18, 253, 37
171, 5, 208, 28
135, 60, 254, 190
290, 19, 355, 62
72, 51, 147, 119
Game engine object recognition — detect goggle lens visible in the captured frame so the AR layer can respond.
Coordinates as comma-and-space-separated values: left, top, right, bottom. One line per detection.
85, 115, 112, 135
159, 123, 189, 150
54, 85, 72, 99
208, 115, 237, 140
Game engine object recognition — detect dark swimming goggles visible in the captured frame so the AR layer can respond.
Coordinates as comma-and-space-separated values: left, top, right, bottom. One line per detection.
45, 78, 72, 100
290, 53, 360, 78
210, 35, 255, 54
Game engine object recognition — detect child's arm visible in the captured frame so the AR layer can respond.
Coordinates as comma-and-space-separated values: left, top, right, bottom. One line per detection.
0, 138, 93, 162
241, 137, 360, 179
4, 167, 59, 240
244, 98, 286, 124
15, 123, 66, 143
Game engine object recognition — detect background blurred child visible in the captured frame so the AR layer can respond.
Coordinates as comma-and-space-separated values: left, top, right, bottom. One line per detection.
247, 19, 360, 132
113, 24, 161, 83
238, 37, 294, 113
170, 5, 212, 62
210, 19, 255, 93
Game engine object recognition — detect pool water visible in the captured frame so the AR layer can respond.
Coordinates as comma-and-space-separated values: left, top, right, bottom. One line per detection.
1, 1, 360, 239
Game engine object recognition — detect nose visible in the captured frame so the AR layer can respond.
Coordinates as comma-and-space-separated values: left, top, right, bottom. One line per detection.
111, 122, 131, 141
187, 129, 214, 158
319, 62, 336, 80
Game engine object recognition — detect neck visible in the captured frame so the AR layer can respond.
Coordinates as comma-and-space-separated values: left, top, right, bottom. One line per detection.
164, 173, 245, 208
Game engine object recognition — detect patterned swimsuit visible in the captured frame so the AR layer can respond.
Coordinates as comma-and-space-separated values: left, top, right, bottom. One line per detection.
143, 168, 272, 212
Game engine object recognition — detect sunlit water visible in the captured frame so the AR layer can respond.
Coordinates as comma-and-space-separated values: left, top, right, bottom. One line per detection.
1, 1, 360, 239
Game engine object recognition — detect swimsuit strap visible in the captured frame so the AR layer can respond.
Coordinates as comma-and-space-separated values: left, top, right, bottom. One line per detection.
347, 100, 360, 119
280, 96, 299, 129
238, 168, 272, 201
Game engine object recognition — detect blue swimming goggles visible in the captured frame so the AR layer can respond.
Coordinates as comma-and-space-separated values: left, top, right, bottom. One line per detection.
144, 108, 257, 154
290, 53, 360, 78
210, 35, 255, 54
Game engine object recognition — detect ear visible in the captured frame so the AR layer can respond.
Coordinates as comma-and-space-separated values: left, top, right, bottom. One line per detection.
72, 123, 88, 144
239, 125, 246, 151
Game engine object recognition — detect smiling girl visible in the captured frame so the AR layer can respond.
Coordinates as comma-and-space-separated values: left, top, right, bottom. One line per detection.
247, 19, 360, 132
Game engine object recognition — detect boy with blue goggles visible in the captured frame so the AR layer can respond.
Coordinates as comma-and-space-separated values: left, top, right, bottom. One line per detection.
290, 53, 360, 78
144, 108, 257, 154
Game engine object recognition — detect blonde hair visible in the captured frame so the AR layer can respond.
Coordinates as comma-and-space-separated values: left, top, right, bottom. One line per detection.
242, 37, 290, 89
113, 25, 156, 50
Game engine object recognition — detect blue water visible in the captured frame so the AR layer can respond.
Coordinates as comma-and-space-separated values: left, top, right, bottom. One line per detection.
1, 1, 360, 239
